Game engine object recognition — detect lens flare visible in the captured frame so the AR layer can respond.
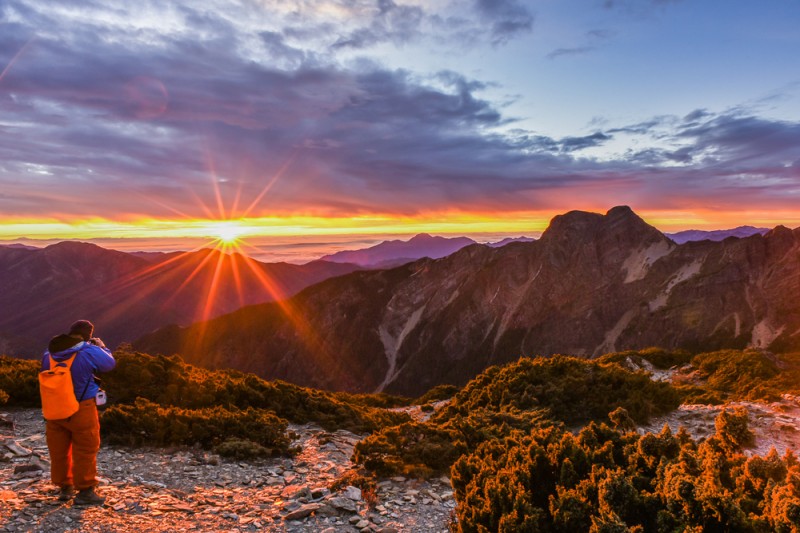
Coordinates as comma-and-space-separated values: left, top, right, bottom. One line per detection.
207, 220, 245, 244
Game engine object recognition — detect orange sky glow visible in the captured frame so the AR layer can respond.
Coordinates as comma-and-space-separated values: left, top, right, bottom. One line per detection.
3, 206, 800, 264
2, 207, 800, 241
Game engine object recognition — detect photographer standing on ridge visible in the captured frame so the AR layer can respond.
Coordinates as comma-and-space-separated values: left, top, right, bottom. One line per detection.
41, 320, 115, 505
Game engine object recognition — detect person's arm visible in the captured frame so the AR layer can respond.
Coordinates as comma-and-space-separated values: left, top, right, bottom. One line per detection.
83, 343, 116, 373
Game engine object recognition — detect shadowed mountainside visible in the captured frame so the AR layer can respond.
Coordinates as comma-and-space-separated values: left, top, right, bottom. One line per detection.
0, 242, 360, 356
133, 205, 799, 395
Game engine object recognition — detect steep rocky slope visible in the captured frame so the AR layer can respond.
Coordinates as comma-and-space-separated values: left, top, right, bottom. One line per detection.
135, 206, 800, 396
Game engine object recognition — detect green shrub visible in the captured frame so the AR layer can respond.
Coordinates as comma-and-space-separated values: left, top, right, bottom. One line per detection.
435, 355, 681, 426
714, 407, 755, 452
608, 407, 636, 432
354, 405, 554, 478
450, 409, 798, 532
333, 391, 412, 409
354, 421, 467, 478
598, 347, 693, 370
330, 469, 378, 493
0, 356, 39, 407
0, 389, 8, 405
415, 383, 460, 405
214, 438, 276, 460
103, 349, 409, 432
100, 398, 294, 455
355, 355, 681, 480
680, 350, 800, 403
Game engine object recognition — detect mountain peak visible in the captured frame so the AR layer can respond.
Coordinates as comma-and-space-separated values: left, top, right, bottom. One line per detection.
606, 205, 636, 219
540, 206, 667, 262
544, 206, 655, 235
45, 240, 103, 251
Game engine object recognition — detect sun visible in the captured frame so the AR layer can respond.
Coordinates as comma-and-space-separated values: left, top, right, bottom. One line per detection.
206, 220, 246, 244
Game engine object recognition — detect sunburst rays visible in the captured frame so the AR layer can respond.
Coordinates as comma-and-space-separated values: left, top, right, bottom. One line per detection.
93, 152, 330, 365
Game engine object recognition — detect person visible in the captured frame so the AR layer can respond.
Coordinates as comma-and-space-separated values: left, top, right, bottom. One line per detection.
41, 320, 116, 505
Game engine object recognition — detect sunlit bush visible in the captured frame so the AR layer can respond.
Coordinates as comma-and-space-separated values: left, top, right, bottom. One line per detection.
681, 349, 800, 402
450, 409, 800, 532
214, 438, 277, 460
355, 354, 675, 478
435, 355, 681, 426
353, 421, 468, 478
101, 398, 294, 455
103, 348, 409, 432
0, 356, 39, 406
598, 347, 693, 370
415, 383, 460, 405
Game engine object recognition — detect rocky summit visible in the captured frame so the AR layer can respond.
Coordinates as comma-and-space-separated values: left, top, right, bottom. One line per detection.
135, 206, 800, 396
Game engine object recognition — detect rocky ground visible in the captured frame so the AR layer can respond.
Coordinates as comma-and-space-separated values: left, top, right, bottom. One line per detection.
641, 394, 800, 456
625, 356, 800, 455
5, 375, 799, 532
0, 409, 456, 533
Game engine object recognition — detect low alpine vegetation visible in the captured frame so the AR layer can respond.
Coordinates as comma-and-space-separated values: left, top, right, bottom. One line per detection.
103, 347, 409, 433
101, 398, 295, 456
354, 355, 680, 478
0, 356, 39, 406
450, 408, 800, 532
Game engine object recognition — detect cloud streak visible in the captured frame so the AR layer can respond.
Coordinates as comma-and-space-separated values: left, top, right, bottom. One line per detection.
0, 0, 799, 228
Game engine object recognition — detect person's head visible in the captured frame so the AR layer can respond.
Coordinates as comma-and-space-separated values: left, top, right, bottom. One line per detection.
69, 320, 94, 341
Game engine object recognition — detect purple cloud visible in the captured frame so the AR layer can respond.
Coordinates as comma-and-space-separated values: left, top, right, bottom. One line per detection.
0, 0, 799, 223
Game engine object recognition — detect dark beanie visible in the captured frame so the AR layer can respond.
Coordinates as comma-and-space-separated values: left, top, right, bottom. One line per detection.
69, 320, 94, 340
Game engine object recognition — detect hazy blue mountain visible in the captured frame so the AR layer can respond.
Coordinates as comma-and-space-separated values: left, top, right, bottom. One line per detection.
666, 226, 769, 244
321, 233, 477, 267
486, 236, 535, 247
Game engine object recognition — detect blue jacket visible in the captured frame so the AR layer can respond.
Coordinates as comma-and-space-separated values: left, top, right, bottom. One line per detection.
42, 340, 116, 402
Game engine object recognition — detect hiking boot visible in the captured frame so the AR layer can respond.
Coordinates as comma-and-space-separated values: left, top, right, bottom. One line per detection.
58, 485, 75, 501
74, 487, 105, 506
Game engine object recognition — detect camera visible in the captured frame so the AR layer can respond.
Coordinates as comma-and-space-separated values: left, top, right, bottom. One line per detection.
96, 389, 107, 406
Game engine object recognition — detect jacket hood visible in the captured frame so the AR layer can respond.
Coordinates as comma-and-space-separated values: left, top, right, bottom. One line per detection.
47, 334, 84, 359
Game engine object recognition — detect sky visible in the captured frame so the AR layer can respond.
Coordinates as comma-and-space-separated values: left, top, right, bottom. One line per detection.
1, 0, 799, 262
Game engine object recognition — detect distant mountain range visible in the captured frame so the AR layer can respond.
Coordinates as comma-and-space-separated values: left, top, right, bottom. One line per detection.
666, 226, 769, 244
135, 206, 800, 396
0, 243, 359, 356
320, 234, 533, 268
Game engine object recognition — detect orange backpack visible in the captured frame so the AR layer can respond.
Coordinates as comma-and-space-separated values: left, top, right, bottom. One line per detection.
39, 354, 79, 420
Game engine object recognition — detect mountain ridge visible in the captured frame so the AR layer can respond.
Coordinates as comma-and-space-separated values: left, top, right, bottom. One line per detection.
666, 225, 769, 244
135, 206, 800, 396
320, 233, 478, 267
0, 242, 361, 356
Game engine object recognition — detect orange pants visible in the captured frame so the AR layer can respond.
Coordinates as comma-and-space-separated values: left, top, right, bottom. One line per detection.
45, 398, 100, 489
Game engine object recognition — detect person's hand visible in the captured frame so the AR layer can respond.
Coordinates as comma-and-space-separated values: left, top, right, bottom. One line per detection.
89, 337, 106, 348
